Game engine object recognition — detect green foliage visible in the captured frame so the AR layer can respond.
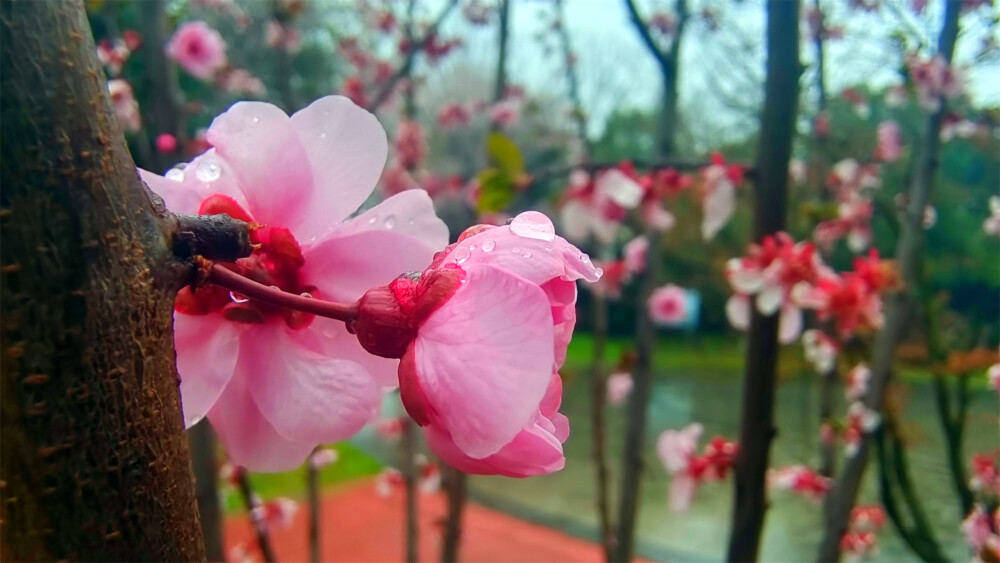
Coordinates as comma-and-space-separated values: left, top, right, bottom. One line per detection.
477, 133, 526, 213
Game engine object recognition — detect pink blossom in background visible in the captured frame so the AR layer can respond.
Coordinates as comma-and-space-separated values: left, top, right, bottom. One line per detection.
420, 460, 442, 493
874, 121, 902, 162
187, 128, 211, 156
844, 402, 881, 457
228, 543, 255, 563
374, 417, 406, 441
840, 531, 877, 559
606, 372, 634, 405
218, 68, 267, 96
650, 12, 676, 34
624, 236, 648, 275
651, 167, 693, 197
725, 232, 828, 344
789, 159, 807, 185
141, 96, 448, 471
437, 103, 471, 129
122, 29, 142, 50
820, 422, 836, 446
266, 20, 302, 53
489, 99, 522, 128
962, 505, 1000, 558
884, 84, 908, 107
166, 21, 228, 80
988, 363, 1000, 394
253, 498, 298, 531
375, 11, 396, 33
394, 119, 427, 170
984, 197, 1000, 236
380, 164, 419, 197
907, 54, 965, 111
375, 468, 404, 497
108, 79, 141, 133
156, 133, 178, 154
590, 259, 630, 298
310, 447, 339, 469
768, 465, 830, 501
851, 506, 886, 533
97, 38, 131, 76
802, 329, 838, 373
840, 505, 886, 558
341, 76, 368, 108
841, 88, 870, 119
970, 452, 1000, 496
648, 284, 689, 327
462, 0, 492, 25
657, 424, 737, 512
559, 170, 620, 245
845, 363, 871, 401
351, 212, 600, 477
814, 112, 831, 137
700, 153, 745, 240
940, 112, 979, 141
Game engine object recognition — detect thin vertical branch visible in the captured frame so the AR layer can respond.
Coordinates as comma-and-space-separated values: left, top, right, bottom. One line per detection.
493, 0, 511, 106
555, 0, 591, 158
590, 289, 615, 560
190, 420, 225, 562
440, 466, 467, 562
816, 1, 962, 559
235, 469, 276, 563
725, 1, 801, 561
308, 447, 321, 563
138, 0, 186, 172
401, 419, 419, 563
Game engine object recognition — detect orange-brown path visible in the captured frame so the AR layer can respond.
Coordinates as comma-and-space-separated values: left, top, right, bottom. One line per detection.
224, 478, 650, 562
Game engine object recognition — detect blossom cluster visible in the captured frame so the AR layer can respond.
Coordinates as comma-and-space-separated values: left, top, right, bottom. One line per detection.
840, 506, 887, 559
657, 423, 738, 512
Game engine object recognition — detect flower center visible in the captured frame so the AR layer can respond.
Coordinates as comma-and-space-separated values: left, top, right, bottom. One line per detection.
175, 194, 317, 329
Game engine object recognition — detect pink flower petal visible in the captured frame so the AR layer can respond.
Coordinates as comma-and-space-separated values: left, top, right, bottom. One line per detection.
207, 101, 313, 227
140, 150, 248, 215
207, 373, 315, 472
301, 229, 440, 302
779, 305, 803, 344
243, 324, 379, 445
413, 264, 555, 458
657, 423, 703, 473
174, 313, 241, 428
425, 422, 565, 478
288, 96, 391, 239
669, 474, 698, 513
294, 318, 399, 389
726, 295, 750, 330
702, 179, 735, 240
319, 189, 448, 251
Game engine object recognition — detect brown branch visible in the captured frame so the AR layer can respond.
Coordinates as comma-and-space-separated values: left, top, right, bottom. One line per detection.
440, 466, 467, 562
234, 468, 276, 563
622, 0, 670, 72
725, 1, 801, 560
366, 0, 460, 112
308, 447, 322, 563
401, 419, 419, 563
190, 420, 225, 562
816, 1, 963, 559
588, 290, 615, 560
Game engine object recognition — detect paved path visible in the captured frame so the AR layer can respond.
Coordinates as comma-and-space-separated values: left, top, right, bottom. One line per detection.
225, 478, 634, 562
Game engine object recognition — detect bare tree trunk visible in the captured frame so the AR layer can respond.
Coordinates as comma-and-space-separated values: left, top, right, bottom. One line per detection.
190, 420, 225, 562
589, 290, 615, 560
816, 2, 962, 560
725, 1, 800, 561
138, 0, 186, 173
0, 1, 206, 559
401, 419, 419, 563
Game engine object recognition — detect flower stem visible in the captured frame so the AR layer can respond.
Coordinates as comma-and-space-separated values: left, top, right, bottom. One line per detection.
207, 264, 358, 323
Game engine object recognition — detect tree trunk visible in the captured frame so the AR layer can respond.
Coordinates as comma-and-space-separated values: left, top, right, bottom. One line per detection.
440, 466, 467, 563
493, 0, 510, 106
816, 2, 962, 560
308, 448, 321, 563
725, 1, 800, 561
138, 0, 186, 173
401, 419, 419, 563
0, 1, 205, 560
589, 290, 614, 561
190, 420, 225, 562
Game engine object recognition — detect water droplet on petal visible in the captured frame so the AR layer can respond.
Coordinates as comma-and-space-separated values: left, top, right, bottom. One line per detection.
322, 326, 338, 339
511, 247, 521, 254
522, 250, 532, 258
384, 215, 396, 229
509, 211, 556, 241
580, 253, 591, 263
188, 415, 204, 426
196, 160, 222, 182
268, 285, 281, 290
229, 291, 249, 303
453, 246, 471, 264
408, 218, 415, 226
300, 292, 313, 298
481, 239, 496, 252
470, 244, 477, 251
165, 168, 185, 182
319, 131, 328, 139
595, 267, 605, 278
368, 214, 378, 225
252, 116, 261, 123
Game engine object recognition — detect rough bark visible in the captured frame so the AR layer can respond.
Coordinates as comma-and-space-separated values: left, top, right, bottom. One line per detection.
138, 0, 186, 173
0, 1, 205, 560
816, 2, 962, 560
725, 1, 800, 561
190, 420, 225, 562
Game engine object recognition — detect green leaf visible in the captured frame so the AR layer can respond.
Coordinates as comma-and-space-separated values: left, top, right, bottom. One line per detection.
476, 168, 515, 213
486, 133, 524, 176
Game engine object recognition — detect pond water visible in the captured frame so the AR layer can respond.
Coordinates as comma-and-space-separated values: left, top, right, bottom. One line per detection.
466, 367, 999, 562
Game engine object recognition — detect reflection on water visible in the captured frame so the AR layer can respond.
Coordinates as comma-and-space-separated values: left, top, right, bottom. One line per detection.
463, 369, 999, 562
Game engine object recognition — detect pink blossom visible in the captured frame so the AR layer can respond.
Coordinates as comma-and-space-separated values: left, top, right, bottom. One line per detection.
657, 424, 737, 512
874, 121, 902, 162
437, 103, 471, 129
814, 112, 831, 137
489, 99, 522, 128
970, 452, 1000, 497
624, 236, 648, 275
107, 79, 141, 133
700, 153, 745, 240
310, 447, 339, 469
375, 417, 406, 440
802, 329, 838, 373
850, 506, 886, 533
228, 543, 256, 563
840, 531, 878, 559
648, 284, 689, 327
462, 0, 492, 25
559, 170, 619, 244
841, 88, 870, 119
988, 363, 1000, 394
218, 68, 267, 96
351, 212, 600, 477
941, 112, 980, 142
375, 468, 404, 497
97, 38, 130, 76
884, 84, 908, 107
394, 120, 427, 170
844, 402, 881, 457
156, 133, 178, 154
266, 20, 301, 53
650, 12, 676, 34
812, 270, 885, 338
907, 54, 965, 111
341, 76, 368, 108
769, 465, 830, 501
142, 96, 448, 471
845, 363, 871, 401
962, 505, 997, 553
840, 505, 886, 558
789, 159, 807, 185
725, 232, 827, 344
590, 260, 630, 298
166, 21, 228, 80
606, 372, 634, 405
984, 197, 1000, 236
253, 498, 298, 531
